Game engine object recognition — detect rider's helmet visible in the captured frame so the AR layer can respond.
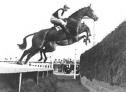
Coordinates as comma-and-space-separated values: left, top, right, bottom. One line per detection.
63, 4, 70, 11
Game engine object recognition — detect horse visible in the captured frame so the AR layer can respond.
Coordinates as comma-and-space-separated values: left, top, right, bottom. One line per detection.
17, 4, 98, 64
38, 22, 90, 62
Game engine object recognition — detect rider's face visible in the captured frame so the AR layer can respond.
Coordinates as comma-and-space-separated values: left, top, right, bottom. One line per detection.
64, 8, 68, 11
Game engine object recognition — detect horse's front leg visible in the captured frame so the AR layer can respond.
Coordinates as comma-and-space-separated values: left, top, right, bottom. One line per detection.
38, 49, 43, 61
86, 31, 91, 44
78, 35, 86, 41
88, 30, 91, 36
17, 49, 30, 64
83, 32, 88, 45
87, 28, 91, 43
86, 26, 91, 36
43, 52, 47, 63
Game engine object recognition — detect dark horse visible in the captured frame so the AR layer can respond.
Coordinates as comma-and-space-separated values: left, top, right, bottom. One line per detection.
38, 22, 90, 62
17, 4, 98, 64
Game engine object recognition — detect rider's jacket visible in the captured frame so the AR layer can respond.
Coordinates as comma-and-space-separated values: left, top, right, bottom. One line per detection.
52, 8, 65, 19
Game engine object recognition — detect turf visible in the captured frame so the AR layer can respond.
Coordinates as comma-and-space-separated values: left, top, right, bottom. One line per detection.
0, 74, 89, 92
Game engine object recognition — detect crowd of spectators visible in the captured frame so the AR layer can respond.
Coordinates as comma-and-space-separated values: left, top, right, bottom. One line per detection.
53, 58, 80, 74
53, 58, 80, 64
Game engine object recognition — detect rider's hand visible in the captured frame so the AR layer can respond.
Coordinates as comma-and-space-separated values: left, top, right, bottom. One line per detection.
63, 18, 67, 22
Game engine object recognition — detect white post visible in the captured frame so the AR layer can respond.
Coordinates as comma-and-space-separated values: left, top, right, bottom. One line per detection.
74, 48, 77, 79
51, 57, 54, 75
50, 56, 53, 70
19, 73, 22, 92
37, 72, 39, 85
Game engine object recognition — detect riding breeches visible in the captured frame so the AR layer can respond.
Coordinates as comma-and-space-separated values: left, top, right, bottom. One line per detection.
50, 16, 66, 26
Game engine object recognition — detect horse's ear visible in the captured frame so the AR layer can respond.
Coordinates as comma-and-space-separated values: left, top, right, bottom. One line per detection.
87, 4, 91, 10
87, 4, 91, 9
89, 4, 91, 8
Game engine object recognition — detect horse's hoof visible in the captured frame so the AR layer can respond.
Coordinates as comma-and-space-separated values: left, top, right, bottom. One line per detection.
16, 62, 22, 65
89, 34, 91, 36
87, 39, 91, 43
88, 40, 91, 43
16, 61, 23, 65
38, 59, 42, 61
83, 39, 86, 41
85, 42, 87, 45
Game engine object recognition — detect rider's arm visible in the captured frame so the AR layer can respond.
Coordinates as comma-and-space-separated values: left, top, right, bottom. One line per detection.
58, 10, 65, 19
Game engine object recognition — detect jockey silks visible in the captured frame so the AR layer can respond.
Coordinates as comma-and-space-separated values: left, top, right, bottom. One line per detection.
52, 8, 65, 19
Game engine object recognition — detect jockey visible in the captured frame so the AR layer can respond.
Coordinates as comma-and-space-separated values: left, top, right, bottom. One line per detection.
50, 5, 70, 37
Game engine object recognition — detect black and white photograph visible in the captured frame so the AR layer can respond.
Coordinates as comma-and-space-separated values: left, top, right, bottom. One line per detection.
0, 0, 126, 92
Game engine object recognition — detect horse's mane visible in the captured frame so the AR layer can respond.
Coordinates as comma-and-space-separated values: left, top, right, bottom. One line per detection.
68, 7, 87, 19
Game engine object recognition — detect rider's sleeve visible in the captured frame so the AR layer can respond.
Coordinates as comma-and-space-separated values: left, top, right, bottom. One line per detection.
58, 10, 65, 19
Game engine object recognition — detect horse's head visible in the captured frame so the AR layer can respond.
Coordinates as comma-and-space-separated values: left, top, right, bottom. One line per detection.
85, 4, 98, 21
68, 4, 98, 21
67, 5, 98, 36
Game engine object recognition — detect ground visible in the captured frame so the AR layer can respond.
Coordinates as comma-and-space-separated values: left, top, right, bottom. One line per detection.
1, 73, 126, 92
56, 75, 89, 92
0, 74, 89, 92
81, 76, 126, 92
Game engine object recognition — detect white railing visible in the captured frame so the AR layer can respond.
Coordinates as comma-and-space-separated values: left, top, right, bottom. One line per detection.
29, 62, 53, 69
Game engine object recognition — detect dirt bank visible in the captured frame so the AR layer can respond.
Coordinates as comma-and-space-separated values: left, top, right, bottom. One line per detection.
80, 21, 126, 86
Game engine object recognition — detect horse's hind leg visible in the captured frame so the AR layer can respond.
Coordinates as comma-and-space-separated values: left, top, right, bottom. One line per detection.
43, 51, 47, 63
24, 49, 39, 64
17, 49, 30, 64
38, 49, 43, 61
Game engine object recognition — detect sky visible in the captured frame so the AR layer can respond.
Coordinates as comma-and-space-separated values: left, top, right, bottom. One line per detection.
0, 0, 126, 61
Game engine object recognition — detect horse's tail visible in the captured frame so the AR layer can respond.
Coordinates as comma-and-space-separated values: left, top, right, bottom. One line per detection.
17, 33, 35, 50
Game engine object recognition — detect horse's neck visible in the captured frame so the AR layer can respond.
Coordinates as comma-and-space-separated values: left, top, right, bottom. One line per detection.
68, 8, 87, 20
67, 9, 87, 28
66, 19, 81, 34
66, 8, 88, 35
68, 15, 83, 21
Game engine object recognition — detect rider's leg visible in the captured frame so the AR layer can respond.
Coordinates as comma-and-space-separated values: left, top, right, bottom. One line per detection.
59, 24, 71, 39
59, 19, 70, 35
51, 19, 70, 38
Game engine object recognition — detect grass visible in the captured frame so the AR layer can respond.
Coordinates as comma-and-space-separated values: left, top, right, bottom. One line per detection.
0, 74, 89, 92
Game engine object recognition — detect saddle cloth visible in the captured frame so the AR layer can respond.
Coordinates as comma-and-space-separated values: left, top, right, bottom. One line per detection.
55, 26, 62, 31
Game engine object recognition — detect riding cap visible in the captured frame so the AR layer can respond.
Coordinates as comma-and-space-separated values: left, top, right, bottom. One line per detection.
63, 5, 70, 10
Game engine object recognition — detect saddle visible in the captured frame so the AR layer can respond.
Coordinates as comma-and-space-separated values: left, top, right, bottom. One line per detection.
52, 24, 71, 39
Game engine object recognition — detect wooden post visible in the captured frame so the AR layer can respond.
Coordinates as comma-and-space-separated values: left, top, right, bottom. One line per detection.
19, 73, 22, 92
36, 72, 39, 85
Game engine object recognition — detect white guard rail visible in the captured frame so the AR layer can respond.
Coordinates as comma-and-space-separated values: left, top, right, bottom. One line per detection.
29, 62, 53, 69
